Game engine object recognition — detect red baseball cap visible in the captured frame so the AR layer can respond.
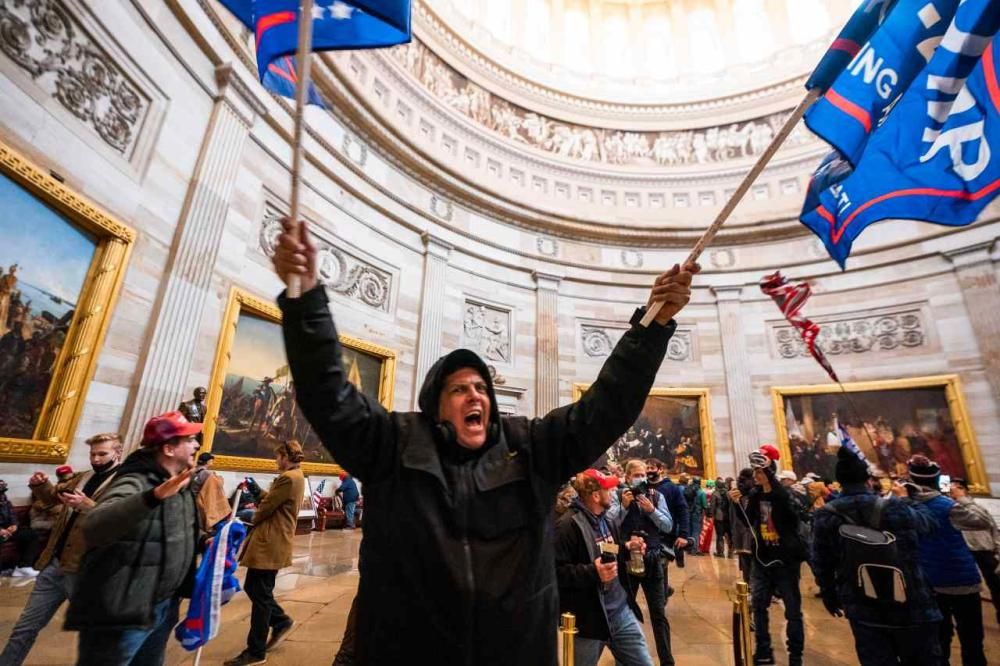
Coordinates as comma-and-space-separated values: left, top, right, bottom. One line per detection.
55, 465, 74, 477
141, 411, 202, 448
583, 468, 618, 490
760, 443, 781, 461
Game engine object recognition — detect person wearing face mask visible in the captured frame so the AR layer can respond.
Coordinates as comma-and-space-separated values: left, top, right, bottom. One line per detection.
0, 434, 123, 666
65, 411, 202, 665
607, 460, 675, 666
271, 217, 699, 665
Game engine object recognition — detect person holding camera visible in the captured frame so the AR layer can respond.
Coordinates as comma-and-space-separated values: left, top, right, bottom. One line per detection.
556, 469, 653, 666
729, 445, 807, 666
608, 459, 676, 666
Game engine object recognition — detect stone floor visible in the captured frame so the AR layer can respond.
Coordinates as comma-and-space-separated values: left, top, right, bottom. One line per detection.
1, 530, 997, 665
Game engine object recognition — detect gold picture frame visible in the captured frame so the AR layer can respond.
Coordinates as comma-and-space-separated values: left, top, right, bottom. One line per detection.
201, 287, 397, 475
0, 139, 134, 463
771, 375, 989, 494
571, 385, 717, 481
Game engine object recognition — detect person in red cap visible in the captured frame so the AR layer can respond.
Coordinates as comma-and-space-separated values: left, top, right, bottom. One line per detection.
1, 433, 123, 665
64, 411, 202, 665
556, 469, 651, 666
272, 216, 698, 665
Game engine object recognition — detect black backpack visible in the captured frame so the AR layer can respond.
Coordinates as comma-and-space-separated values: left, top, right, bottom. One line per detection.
823, 498, 911, 605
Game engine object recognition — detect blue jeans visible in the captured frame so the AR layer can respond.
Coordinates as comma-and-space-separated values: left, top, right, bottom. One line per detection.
575, 604, 654, 666
344, 501, 357, 528
77, 597, 179, 666
750, 561, 803, 661
0, 560, 76, 666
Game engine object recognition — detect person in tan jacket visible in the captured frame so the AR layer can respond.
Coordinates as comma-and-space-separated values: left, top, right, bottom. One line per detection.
0, 433, 122, 666
226, 441, 305, 666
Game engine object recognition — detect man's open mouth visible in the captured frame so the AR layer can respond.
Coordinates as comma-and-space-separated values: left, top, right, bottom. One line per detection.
464, 410, 483, 428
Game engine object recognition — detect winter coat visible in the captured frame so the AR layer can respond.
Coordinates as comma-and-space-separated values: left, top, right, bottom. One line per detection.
554, 504, 641, 641
709, 487, 730, 522
729, 493, 753, 555
280, 286, 677, 666
65, 449, 199, 631
32, 467, 118, 573
652, 478, 689, 540
953, 495, 1000, 554
913, 489, 988, 591
240, 468, 305, 570
811, 487, 942, 627
739, 480, 807, 564
337, 476, 360, 503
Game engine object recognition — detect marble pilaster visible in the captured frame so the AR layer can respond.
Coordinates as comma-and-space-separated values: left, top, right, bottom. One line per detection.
122, 64, 264, 448
713, 286, 759, 468
412, 233, 453, 403
534, 271, 561, 416
945, 242, 1000, 403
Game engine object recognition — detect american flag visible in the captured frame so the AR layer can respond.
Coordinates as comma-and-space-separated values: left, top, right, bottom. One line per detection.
760, 272, 839, 383
312, 479, 326, 510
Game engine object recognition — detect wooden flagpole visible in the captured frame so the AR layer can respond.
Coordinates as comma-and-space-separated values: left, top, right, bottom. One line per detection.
286, 0, 316, 299
640, 87, 822, 327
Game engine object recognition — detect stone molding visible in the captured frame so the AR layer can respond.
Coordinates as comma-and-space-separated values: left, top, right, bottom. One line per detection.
259, 212, 393, 312
579, 321, 694, 362
768, 304, 929, 360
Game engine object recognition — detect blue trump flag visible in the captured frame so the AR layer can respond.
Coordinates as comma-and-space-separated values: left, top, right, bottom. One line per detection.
801, 0, 1000, 268
219, 0, 411, 104
175, 517, 248, 650
806, 0, 898, 93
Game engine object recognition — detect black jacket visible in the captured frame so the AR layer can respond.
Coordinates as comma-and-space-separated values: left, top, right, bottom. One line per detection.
65, 449, 199, 630
740, 479, 807, 564
280, 286, 676, 666
554, 505, 641, 641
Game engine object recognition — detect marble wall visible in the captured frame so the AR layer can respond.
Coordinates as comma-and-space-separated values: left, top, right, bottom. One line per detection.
0, 0, 997, 505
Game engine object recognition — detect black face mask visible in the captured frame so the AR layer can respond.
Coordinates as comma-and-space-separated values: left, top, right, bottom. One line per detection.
92, 459, 117, 474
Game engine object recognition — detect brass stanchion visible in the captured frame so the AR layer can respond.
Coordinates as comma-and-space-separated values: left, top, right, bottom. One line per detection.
560, 612, 577, 666
733, 581, 752, 666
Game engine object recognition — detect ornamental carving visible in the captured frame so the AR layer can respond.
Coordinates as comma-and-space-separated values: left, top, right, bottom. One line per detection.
389, 39, 814, 168
342, 132, 368, 167
772, 309, 926, 359
0, 0, 149, 156
430, 194, 453, 220
260, 213, 392, 312
621, 250, 643, 268
582, 324, 692, 361
536, 236, 558, 256
463, 300, 511, 364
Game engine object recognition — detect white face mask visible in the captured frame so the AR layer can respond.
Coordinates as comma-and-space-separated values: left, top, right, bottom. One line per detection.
630, 476, 645, 487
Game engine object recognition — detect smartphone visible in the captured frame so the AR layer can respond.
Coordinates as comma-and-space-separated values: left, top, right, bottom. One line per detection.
939, 474, 951, 494
599, 541, 619, 564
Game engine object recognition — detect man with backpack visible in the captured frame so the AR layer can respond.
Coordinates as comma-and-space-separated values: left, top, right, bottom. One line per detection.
811, 435, 943, 666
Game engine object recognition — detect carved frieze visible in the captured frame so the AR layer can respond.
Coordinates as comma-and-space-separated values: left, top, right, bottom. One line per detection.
771, 308, 927, 359
463, 299, 511, 364
259, 213, 392, 312
388, 39, 815, 169
0, 0, 150, 156
581, 323, 693, 362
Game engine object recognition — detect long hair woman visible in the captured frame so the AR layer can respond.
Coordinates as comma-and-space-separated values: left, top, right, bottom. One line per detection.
225, 441, 306, 666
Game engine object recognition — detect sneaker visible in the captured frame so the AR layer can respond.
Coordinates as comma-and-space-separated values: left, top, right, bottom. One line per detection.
224, 651, 267, 666
266, 621, 294, 651
11, 567, 39, 577
753, 652, 776, 665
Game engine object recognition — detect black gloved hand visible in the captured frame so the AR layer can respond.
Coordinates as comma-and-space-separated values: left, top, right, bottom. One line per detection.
821, 595, 844, 618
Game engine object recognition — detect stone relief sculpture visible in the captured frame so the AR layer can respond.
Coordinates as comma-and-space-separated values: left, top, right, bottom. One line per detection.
463, 301, 511, 364
773, 311, 926, 359
582, 325, 692, 362
389, 40, 813, 168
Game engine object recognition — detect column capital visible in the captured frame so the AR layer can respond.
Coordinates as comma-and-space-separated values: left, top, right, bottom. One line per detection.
532, 271, 562, 291
710, 285, 745, 303
942, 240, 997, 270
215, 63, 267, 127
421, 232, 453, 260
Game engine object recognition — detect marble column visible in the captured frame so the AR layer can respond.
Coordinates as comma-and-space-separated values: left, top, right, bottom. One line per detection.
412, 234, 453, 404
122, 65, 264, 448
533, 272, 561, 416
945, 242, 1000, 403
668, 0, 691, 73
713, 286, 759, 469
551, 0, 565, 67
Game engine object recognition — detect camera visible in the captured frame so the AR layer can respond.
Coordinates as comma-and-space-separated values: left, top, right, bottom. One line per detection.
629, 480, 649, 497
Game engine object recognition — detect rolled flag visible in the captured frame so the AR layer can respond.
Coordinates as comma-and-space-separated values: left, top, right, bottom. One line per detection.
175, 518, 248, 651
760, 272, 839, 383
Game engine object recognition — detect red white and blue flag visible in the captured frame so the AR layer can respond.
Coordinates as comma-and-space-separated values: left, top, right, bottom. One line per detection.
800, 0, 1000, 268
175, 517, 248, 651
312, 478, 326, 509
219, 0, 411, 105
760, 272, 839, 384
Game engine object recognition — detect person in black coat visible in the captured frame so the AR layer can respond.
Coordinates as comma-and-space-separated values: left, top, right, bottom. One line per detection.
271, 217, 699, 666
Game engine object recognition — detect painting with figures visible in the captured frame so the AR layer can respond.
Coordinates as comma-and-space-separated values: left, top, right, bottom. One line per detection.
211, 312, 383, 465
574, 387, 715, 480
778, 380, 979, 485
0, 172, 97, 440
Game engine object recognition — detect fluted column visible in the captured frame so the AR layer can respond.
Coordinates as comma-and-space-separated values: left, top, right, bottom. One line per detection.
668, 0, 691, 72
533, 272, 561, 416
412, 234, 453, 404
122, 65, 264, 449
945, 242, 1000, 403
713, 286, 759, 469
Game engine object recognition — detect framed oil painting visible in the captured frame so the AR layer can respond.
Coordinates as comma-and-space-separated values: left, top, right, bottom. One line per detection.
0, 140, 134, 463
771, 375, 989, 494
202, 288, 397, 475
571, 385, 716, 480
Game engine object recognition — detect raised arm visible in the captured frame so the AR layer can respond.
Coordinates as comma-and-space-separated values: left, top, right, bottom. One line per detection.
274, 219, 397, 483
529, 265, 699, 486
